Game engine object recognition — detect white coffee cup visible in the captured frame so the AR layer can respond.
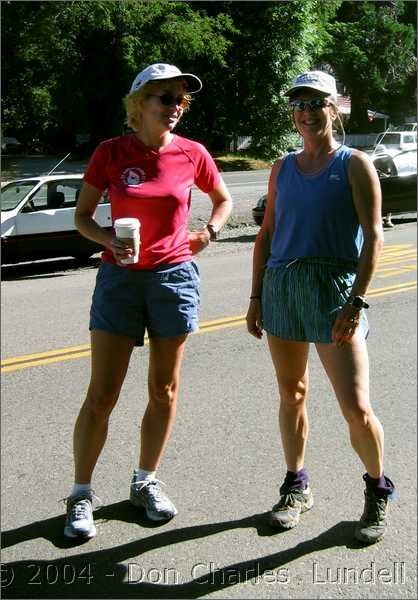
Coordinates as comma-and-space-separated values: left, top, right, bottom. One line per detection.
114, 218, 141, 264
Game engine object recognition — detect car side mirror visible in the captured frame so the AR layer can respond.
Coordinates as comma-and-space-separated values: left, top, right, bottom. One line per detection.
21, 203, 34, 213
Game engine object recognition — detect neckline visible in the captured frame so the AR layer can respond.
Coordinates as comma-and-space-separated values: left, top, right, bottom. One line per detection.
293, 146, 342, 178
131, 133, 176, 154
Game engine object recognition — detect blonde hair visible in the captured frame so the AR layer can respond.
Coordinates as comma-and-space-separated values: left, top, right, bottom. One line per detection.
124, 79, 192, 131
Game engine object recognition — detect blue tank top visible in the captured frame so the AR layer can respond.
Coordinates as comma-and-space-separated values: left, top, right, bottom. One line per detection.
267, 145, 363, 267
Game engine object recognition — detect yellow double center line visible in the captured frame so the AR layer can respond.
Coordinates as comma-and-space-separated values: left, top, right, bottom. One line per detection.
1, 316, 245, 373
2, 244, 416, 374
1, 281, 415, 374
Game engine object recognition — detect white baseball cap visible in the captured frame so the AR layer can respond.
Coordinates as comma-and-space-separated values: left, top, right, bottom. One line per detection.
130, 63, 202, 94
284, 71, 338, 101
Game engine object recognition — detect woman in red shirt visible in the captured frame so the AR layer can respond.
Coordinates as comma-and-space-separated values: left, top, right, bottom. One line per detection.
63, 63, 232, 540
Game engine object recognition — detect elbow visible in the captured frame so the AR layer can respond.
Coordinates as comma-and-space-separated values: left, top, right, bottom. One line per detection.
74, 210, 91, 233
74, 211, 83, 232
363, 225, 384, 251
224, 197, 233, 215
256, 224, 271, 247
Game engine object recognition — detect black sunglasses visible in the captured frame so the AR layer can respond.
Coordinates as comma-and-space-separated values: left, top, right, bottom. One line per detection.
290, 98, 330, 112
148, 93, 187, 107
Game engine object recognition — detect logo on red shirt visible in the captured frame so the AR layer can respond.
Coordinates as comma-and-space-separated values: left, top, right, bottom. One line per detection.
121, 167, 146, 186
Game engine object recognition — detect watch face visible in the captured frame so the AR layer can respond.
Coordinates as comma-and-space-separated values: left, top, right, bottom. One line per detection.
352, 297, 363, 308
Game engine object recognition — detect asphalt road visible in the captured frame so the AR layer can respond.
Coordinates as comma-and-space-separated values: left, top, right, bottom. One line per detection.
1, 219, 417, 598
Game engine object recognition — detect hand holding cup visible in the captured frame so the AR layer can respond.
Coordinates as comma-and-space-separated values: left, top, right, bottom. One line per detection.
113, 218, 141, 265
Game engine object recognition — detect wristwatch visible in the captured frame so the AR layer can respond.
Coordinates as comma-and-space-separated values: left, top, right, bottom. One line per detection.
206, 223, 219, 241
347, 295, 370, 309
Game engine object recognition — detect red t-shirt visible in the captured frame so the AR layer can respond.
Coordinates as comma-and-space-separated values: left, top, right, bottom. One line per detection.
84, 133, 221, 269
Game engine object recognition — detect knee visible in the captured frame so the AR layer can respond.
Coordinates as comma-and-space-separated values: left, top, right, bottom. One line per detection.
84, 383, 120, 419
344, 402, 374, 429
148, 379, 177, 411
279, 377, 308, 410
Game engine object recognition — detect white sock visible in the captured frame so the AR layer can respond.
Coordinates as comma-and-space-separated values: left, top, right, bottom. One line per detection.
133, 468, 156, 482
70, 483, 92, 497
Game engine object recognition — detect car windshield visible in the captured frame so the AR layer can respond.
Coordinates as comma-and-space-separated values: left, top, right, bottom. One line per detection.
378, 134, 401, 146
1, 180, 39, 211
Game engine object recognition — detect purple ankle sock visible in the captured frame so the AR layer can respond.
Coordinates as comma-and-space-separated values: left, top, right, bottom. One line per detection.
363, 472, 395, 496
280, 468, 309, 494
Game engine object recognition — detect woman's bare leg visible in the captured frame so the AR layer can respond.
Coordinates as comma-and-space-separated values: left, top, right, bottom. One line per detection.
139, 334, 187, 470
73, 330, 135, 483
315, 335, 384, 478
267, 334, 310, 472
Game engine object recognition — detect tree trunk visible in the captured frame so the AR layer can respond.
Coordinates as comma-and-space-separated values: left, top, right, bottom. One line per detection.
347, 93, 372, 133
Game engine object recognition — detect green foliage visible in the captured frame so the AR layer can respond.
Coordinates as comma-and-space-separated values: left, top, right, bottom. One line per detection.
319, 0, 416, 132
2, 0, 416, 155
182, 1, 332, 159
2, 0, 234, 150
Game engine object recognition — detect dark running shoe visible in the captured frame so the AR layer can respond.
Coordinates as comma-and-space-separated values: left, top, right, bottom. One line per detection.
269, 486, 314, 529
130, 478, 178, 521
355, 477, 395, 544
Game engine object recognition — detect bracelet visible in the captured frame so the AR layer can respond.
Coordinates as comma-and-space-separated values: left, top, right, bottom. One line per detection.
250, 295, 261, 299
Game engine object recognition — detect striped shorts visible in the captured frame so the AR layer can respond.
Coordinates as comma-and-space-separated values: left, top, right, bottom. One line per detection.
262, 257, 369, 343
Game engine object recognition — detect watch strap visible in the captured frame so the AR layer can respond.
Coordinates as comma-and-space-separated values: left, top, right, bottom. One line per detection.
206, 223, 218, 241
347, 295, 370, 309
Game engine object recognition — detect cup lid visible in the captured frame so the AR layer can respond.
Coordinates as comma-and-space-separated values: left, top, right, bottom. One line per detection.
114, 218, 140, 228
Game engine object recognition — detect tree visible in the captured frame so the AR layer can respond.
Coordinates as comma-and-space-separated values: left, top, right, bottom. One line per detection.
319, 0, 416, 132
2, 0, 343, 156
186, 0, 341, 158
2, 0, 234, 151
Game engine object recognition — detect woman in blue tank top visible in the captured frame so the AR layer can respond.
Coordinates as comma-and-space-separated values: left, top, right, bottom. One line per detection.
246, 71, 395, 544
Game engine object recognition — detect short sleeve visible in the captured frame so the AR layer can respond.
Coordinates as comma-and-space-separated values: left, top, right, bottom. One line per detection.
83, 142, 110, 191
194, 144, 221, 193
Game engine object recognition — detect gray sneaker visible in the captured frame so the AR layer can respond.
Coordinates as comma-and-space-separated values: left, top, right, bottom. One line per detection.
130, 478, 178, 521
269, 486, 314, 529
63, 493, 98, 539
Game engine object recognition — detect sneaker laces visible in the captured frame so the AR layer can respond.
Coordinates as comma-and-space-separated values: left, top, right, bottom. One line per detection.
131, 479, 168, 506
60, 491, 102, 511
275, 490, 305, 511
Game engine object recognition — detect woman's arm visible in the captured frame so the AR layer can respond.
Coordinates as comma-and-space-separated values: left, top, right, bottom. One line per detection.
332, 150, 383, 346
75, 182, 132, 263
348, 150, 384, 296
188, 177, 233, 255
246, 160, 281, 339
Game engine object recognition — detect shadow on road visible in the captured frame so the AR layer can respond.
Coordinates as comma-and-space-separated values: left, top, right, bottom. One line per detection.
1, 257, 101, 281
218, 234, 257, 244
2, 502, 364, 599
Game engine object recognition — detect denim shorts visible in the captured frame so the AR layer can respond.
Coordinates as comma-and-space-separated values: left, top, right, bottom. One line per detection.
90, 261, 200, 346
262, 257, 369, 344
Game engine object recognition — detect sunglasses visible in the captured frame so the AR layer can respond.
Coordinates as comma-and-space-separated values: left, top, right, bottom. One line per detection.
148, 93, 188, 108
290, 98, 330, 112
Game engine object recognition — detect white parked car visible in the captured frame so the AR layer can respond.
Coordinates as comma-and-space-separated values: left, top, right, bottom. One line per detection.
373, 130, 417, 157
1, 174, 112, 264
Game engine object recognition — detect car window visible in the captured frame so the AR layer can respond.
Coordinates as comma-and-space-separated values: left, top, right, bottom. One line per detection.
403, 134, 416, 144
0, 181, 40, 211
380, 134, 401, 146
26, 180, 83, 211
